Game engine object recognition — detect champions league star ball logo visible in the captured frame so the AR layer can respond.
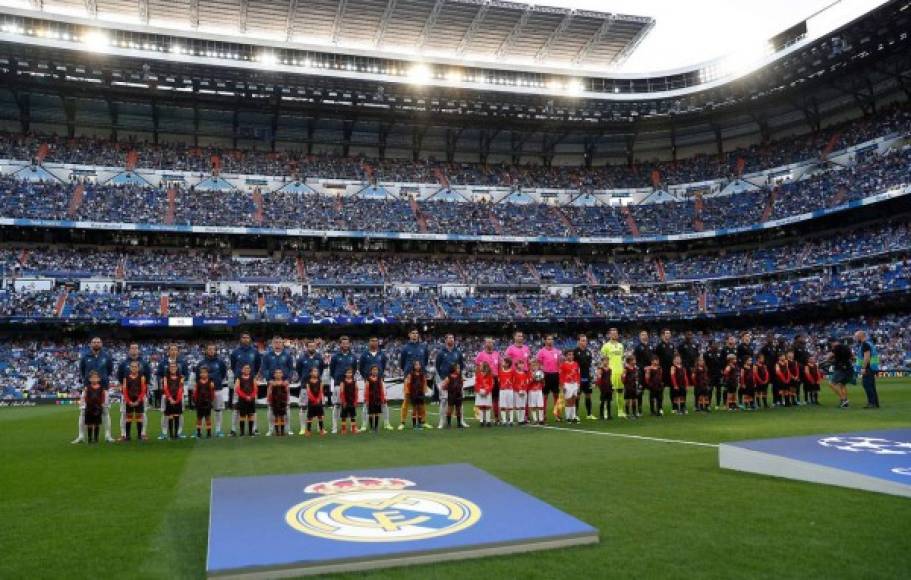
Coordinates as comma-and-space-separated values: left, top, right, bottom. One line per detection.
818, 436, 911, 455
284, 476, 482, 542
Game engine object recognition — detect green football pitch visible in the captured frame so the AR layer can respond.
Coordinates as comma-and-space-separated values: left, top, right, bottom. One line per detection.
2, 381, 910, 580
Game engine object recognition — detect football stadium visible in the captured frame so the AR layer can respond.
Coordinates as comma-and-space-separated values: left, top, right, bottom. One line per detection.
1, 0, 910, 577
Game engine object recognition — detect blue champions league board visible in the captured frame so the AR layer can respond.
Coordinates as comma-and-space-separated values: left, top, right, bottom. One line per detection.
207, 463, 598, 578
719, 429, 911, 498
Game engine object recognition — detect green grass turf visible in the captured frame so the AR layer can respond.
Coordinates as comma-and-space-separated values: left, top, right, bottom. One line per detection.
2, 381, 910, 580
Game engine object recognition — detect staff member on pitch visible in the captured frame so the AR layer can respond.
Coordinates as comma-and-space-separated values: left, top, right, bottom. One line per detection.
601, 328, 626, 418
827, 336, 854, 408
854, 330, 881, 409
72, 337, 115, 444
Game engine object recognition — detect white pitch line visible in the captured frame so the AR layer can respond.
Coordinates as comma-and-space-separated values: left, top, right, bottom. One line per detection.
529, 424, 720, 448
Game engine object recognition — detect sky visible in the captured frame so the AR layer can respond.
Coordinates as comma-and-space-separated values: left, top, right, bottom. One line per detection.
516, 0, 836, 72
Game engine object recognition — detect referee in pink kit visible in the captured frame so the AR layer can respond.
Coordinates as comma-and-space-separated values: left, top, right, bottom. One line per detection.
535, 335, 562, 422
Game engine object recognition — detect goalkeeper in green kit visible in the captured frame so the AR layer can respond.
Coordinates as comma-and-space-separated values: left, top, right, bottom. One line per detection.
600, 328, 626, 418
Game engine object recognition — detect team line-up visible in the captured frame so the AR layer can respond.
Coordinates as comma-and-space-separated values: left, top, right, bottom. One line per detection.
71, 328, 880, 444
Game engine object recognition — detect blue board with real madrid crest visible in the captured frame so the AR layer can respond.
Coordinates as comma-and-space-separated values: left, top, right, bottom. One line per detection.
719, 429, 911, 498
206, 463, 598, 578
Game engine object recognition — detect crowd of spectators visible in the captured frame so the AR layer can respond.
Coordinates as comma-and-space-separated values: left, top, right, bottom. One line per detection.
1, 254, 909, 324
1, 139, 908, 237
2, 219, 909, 285
2, 103, 907, 190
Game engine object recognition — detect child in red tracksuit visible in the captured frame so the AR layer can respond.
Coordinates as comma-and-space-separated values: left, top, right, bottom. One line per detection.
163, 362, 184, 439
234, 364, 257, 436
670, 355, 690, 415
122, 361, 147, 441
786, 351, 800, 407
267, 369, 290, 436
304, 368, 326, 436
559, 350, 581, 423
441, 364, 465, 428
739, 358, 756, 410
194, 366, 216, 438
365, 365, 386, 432
339, 368, 359, 434
804, 356, 824, 406
773, 354, 791, 407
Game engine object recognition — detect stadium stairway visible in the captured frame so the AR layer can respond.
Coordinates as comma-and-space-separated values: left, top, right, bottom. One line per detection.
431, 296, 447, 319
408, 197, 429, 233
452, 260, 469, 283
550, 205, 577, 236
345, 295, 359, 316
525, 262, 542, 283
378, 258, 388, 278
654, 258, 667, 282
488, 208, 504, 235
508, 296, 528, 318
53, 288, 68, 317
582, 260, 599, 286
165, 188, 177, 225
693, 191, 705, 231
35, 143, 49, 164
761, 187, 778, 222
621, 205, 640, 236
160, 293, 169, 316
821, 131, 843, 161
295, 257, 307, 282
252, 188, 264, 226
831, 185, 848, 207
125, 150, 139, 171
17, 249, 28, 269
66, 184, 85, 218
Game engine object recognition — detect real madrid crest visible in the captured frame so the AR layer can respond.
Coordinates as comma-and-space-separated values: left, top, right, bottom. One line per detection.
285, 476, 482, 542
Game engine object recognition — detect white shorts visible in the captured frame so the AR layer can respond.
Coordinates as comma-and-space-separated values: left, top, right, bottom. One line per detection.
499, 389, 515, 409
214, 388, 227, 411
563, 382, 579, 400
514, 391, 528, 408
476, 392, 492, 407
528, 390, 544, 408
331, 381, 340, 406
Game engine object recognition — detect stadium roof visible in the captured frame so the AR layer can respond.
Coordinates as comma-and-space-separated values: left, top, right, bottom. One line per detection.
4, 0, 654, 71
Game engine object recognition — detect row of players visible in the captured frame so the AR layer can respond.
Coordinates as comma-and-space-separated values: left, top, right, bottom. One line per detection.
72, 327, 880, 443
